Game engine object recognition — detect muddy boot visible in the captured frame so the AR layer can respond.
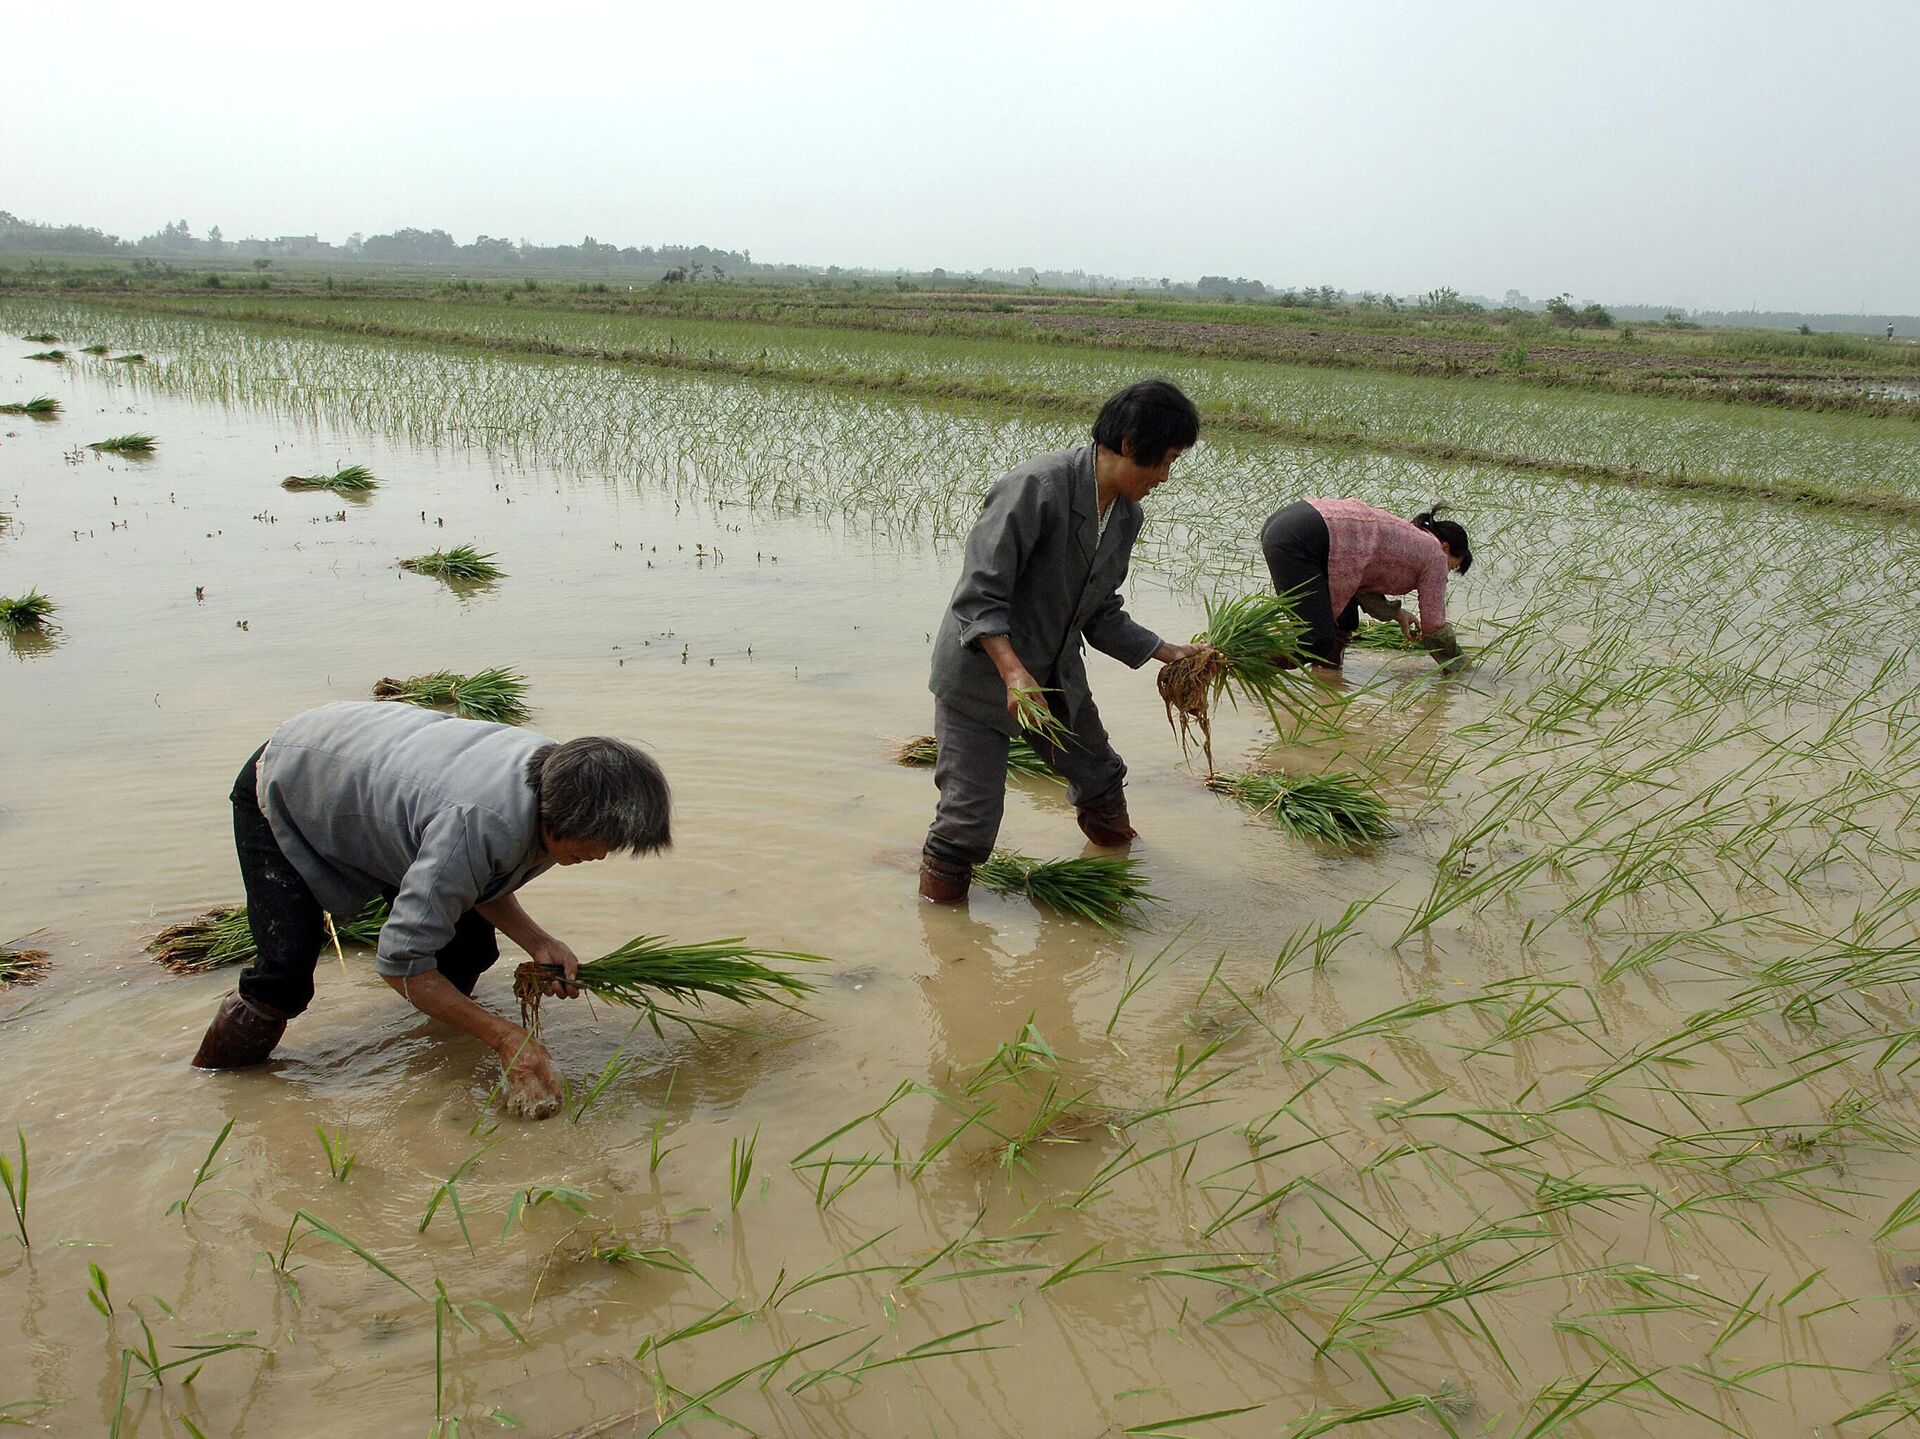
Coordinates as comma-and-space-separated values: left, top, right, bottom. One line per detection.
191, 991, 292, 1069
1078, 803, 1138, 848
918, 853, 972, 904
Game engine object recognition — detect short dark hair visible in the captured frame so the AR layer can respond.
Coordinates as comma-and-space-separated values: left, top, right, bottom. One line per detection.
1413, 506, 1473, 575
1091, 379, 1200, 466
523, 737, 672, 854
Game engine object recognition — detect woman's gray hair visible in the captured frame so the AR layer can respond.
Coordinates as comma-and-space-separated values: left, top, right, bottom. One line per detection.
523, 737, 672, 854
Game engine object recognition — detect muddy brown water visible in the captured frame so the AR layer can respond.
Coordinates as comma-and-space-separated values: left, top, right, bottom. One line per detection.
2, 325, 1914, 1437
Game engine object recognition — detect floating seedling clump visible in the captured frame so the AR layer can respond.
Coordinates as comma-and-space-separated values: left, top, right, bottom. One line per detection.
283, 464, 377, 494
1158, 593, 1311, 771
80, 343, 109, 356
895, 733, 1059, 780
25, 349, 68, 363
373, 667, 530, 725
149, 898, 389, 974
107, 353, 146, 364
0, 944, 51, 989
0, 396, 59, 416
0, 590, 57, 634
88, 433, 156, 455
974, 850, 1159, 931
21, 332, 59, 344
513, 935, 822, 1032
400, 544, 505, 583
1206, 769, 1395, 846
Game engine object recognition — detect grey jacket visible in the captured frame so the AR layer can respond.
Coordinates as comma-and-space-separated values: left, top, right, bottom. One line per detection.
929, 446, 1161, 736
256, 701, 556, 977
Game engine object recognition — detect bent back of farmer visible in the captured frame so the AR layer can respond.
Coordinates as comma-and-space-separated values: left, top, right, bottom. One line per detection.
192, 700, 670, 1120
919, 379, 1204, 903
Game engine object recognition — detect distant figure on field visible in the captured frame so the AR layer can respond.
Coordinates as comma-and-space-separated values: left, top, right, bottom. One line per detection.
1890, 323, 1897, 341
1260, 499, 1471, 671
918, 380, 1205, 904
190, 701, 671, 1119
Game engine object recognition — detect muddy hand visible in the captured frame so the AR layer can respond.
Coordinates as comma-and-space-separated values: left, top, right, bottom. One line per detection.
497, 1028, 563, 1120
529, 937, 582, 999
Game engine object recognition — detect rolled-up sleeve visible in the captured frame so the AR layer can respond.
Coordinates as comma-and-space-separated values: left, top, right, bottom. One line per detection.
951, 476, 1038, 649
375, 809, 488, 978
1414, 554, 1449, 634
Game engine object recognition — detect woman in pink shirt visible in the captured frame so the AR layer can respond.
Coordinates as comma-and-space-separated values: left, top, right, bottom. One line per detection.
1260, 499, 1471, 670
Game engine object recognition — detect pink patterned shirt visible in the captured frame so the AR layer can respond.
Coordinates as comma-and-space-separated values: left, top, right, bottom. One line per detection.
1309, 499, 1450, 633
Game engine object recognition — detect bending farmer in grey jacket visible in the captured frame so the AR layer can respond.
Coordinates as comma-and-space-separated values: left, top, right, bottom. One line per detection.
190, 701, 671, 1120
919, 380, 1204, 903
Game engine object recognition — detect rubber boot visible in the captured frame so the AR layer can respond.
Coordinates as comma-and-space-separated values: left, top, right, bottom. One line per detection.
191, 991, 292, 1069
918, 853, 972, 904
1078, 803, 1138, 848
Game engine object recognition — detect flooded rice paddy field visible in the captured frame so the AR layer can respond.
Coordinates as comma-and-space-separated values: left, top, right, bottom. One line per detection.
5, 299, 1920, 1437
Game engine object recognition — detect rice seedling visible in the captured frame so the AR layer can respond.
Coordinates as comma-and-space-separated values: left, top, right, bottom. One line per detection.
728, 1126, 759, 1210
25, 349, 68, 362
373, 667, 530, 725
0, 395, 59, 416
894, 732, 1058, 779
0, 590, 57, 634
1205, 769, 1395, 845
1347, 618, 1421, 652
1157, 593, 1311, 771
80, 342, 109, 355
315, 1126, 356, 1181
148, 897, 387, 973
513, 936, 822, 1031
400, 543, 505, 582
0, 943, 51, 988
165, 1118, 236, 1219
107, 353, 145, 364
21, 332, 59, 343
87, 1263, 114, 1317
974, 849, 1159, 931
1008, 685, 1073, 749
0, 1131, 26, 1247
87, 433, 157, 455
282, 463, 377, 494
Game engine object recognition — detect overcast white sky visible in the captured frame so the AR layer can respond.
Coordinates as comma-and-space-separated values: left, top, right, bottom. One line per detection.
11, 1, 1915, 312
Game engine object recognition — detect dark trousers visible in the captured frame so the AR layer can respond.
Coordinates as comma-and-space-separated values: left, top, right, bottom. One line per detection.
230, 745, 498, 1016
1261, 501, 1353, 664
923, 697, 1128, 866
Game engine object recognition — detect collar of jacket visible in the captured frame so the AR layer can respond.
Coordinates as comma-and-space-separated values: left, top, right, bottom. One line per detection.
1069, 444, 1130, 567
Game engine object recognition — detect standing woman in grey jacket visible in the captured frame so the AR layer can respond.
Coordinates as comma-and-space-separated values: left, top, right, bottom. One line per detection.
919, 380, 1204, 903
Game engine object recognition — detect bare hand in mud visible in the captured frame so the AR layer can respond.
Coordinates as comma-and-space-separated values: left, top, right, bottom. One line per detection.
497, 1028, 563, 1120
528, 937, 581, 998
1396, 613, 1418, 643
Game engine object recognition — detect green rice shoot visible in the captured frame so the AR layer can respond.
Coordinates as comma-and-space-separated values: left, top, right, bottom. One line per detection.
373, 667, 530, 725
149, 898, 389, 974
400, 544, 505, 582
25, 349, 68, 363
21, 332, 59, 344
0, 945, 51, 989
88, 433, 156, 455
0, 590, 57, 633
974, 850, 1160, 932
1008, 685, 1072, 750
895, 733, 1059, 780
107, 353, 146, 364
1348, 618, 1421, 652
283, 463, 377, 494
1159, 592, 1314, 770
514, 935, 823, 1031
0, 396, 59, 416
80, 343, 109, 355
1206, 769, 1395, 846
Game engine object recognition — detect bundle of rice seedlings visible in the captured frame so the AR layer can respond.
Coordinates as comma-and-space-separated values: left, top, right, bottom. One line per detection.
22, 332, 59, 343
400, 544, 505, 582
0, 944, 51, 989
108, 353, 146, 364
373, 667, 530, 725
0, 396, 59, 416
88, 433, 156, 455
894, 733, 1059, 780
1206, 769, 1395, 846
1348, 619, 1421, 652
1157, 593, 1312, 771
25, 350, 68, 363
80, 343, 109, 356
0, 590, 57, 634
974, 850, 1159, 932
512, 936, 822, 1031
1009, 686, 1072, 749
283, 464, 377, 494
149, 898, 389, 974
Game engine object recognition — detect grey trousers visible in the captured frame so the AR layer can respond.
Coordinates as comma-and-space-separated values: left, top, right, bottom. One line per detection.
923, 697, 1128, 866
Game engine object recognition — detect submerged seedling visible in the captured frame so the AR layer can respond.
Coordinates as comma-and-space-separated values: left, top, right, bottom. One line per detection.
974, 850, 1159, 931
88, 433, 156, 455
373, 667, 530, 725
399, 544, 505, 583
282, 463, 377, 494
1, 1130, 27, 1247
